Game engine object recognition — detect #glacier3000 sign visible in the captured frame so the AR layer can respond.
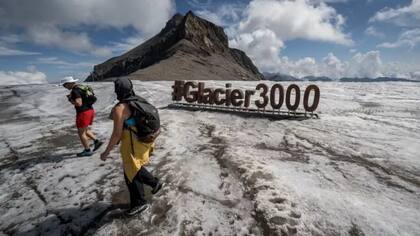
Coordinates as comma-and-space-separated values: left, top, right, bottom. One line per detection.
171, 81, 320, 113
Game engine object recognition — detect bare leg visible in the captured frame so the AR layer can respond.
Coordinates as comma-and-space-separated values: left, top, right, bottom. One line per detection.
86, 129, 97, 141
78, 127, 90, 149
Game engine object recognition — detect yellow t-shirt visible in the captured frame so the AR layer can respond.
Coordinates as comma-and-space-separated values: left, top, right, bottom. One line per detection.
120, 126, 155, 182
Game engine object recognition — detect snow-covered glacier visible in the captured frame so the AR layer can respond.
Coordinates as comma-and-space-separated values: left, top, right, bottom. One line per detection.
0, 81, 419, 236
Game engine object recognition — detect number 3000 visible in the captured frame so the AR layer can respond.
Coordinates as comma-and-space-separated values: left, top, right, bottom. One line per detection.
255, 84, 320, 112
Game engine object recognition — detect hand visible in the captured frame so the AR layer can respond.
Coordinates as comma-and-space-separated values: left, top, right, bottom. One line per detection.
100, 151, 109, 161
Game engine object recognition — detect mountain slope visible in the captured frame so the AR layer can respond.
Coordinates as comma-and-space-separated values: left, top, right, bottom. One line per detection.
86, 12, 263, 81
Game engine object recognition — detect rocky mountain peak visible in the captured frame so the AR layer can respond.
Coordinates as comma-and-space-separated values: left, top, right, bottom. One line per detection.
160, 13, 184, 34
86, 12, 263, 81
179, 11, 228, 52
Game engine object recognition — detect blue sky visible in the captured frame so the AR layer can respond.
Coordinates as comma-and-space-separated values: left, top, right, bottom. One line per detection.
0, 0, 419, 84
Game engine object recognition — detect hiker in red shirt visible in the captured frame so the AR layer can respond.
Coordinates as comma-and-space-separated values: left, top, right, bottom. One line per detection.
61, 77, 103, 157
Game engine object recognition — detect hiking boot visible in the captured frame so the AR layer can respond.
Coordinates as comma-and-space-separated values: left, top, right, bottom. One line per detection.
93, 140, 103, 151
125, 204, 149, 216
152, 181, 163, 195
77, 149, 93, 157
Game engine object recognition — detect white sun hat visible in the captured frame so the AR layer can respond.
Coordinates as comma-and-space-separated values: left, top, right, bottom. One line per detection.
61, 76, 79, 85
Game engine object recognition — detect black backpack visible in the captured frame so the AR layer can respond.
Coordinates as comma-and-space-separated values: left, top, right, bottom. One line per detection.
78, 84, 97, 106
127, 96, 160, 142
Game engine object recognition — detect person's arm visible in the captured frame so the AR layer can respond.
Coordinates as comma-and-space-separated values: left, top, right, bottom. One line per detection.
74, 98, 83, 107
100, 104, 125, 161
70, 89, 83, 107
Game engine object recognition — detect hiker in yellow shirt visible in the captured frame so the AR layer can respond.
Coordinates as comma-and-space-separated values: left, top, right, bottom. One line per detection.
100, 78, 162, 216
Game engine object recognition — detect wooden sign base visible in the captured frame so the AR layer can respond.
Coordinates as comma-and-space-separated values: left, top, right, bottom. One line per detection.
168, 103, 319, 120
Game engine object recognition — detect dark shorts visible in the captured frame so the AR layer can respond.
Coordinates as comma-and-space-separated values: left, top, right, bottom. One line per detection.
76, 109, 95, 129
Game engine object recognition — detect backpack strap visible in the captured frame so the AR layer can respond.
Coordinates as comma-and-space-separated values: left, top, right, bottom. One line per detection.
129, 128, 135, 155
128, 127, 160, 143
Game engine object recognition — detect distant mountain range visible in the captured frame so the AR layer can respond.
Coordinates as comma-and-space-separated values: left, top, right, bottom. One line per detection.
262, 73, 301, 81
339, 77, 419, 82
263, 73, 420, 82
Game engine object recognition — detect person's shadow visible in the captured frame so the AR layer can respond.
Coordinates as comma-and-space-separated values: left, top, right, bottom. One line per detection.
13, 202, 130, 236
13, 190, 131, 236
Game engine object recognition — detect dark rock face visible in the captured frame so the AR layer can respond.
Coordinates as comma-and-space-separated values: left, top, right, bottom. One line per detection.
86, 11, 263, 81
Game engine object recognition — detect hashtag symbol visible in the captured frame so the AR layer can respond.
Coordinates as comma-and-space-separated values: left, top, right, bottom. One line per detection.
172, 80, 185, 101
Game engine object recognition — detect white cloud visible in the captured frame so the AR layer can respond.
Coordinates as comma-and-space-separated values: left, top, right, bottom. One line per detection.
26, 25, 112, 57
219, 1, 419, 80
0, 35, 22, 44
346, 51, 383, 78
0, 46, 40, 56
370, 0, 420, 26
227, 0, 353, 74
230, 28, 284, 72
35, 57, 93, 68
111, 35, 146, 53
0, 34, 40, 56
410, 71, 420, 80
284, 50, 420, 79
0, 0, 175, 36
226, 0, 354, 77
378, 28, 420, 48
0, 66, 48, 85
186, 0, 213, 9
380, 61, 420, 79
0, 0, 175, 56
234, 0, 352, 45
309, 0, 349, 3
261, 51, 401, 79
279, 57, 319, 78
196, 3, 245, 26
321, 53, 345, 78
365, 26, 385, 38
196, 10, 225, 26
